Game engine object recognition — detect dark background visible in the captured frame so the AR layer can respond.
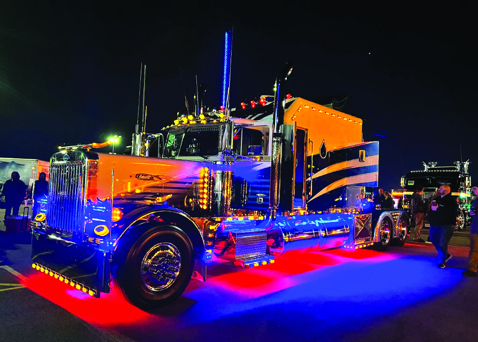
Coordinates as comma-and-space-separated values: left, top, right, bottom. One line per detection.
1, 1, 476, 190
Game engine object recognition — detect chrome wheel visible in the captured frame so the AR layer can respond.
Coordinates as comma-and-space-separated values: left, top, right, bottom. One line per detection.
394, 216, 408, 246
140, 242, 181, 291
380, 219, 391, 246
374, 217, 392, 251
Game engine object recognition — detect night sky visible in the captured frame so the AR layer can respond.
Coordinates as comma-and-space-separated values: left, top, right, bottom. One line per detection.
1, 2, 476, 191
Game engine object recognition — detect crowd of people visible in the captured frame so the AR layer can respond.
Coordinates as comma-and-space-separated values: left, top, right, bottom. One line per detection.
372, 185, 477, 278
0, 171, 48, 223
373, 188, 396, 210
409, 185, 477, 277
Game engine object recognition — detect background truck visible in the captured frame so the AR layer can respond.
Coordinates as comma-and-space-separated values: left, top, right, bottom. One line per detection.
31, 64, 408, 309
400, 160, 471, 230
0, 158, 49, 209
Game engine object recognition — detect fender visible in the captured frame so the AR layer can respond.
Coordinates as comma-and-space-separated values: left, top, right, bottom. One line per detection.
112, 205, 205, 260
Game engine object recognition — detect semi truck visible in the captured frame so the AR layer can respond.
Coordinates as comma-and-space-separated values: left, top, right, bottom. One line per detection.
30, 64, 409, 309
400, 160, 471, 230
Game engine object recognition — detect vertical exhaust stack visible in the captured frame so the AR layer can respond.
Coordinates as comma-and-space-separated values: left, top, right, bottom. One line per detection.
132, 64, 147, 156
269, 62, 293, 219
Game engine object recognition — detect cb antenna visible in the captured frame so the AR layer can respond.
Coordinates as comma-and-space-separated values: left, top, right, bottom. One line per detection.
179, 65, 190, 114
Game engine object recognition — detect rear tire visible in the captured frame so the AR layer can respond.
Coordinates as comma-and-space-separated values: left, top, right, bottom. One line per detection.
113, 227, 194, 310
392, 215, 408, 247
374, 217, 392, 251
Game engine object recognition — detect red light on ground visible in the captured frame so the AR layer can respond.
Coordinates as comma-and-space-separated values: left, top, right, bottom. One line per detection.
286, 94, 292, 99
24, 274, 153, 327
259, 98, 266, 106
241, 102, 246, 109
250, 101, 256, 109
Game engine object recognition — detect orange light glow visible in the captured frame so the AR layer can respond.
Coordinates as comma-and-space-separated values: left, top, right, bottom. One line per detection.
112, 208, 123, 222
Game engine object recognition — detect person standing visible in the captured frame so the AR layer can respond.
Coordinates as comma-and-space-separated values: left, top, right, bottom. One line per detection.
32, 172, 48, 219
463, 185, 478, 277
428, 185, 458, 268
382, 191, 394, 210
1, 171, 27, 219
374, 188, 385, 209
411, 187, 425, 242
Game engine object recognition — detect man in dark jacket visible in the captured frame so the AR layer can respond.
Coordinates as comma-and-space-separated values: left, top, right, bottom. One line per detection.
428, 185, 458, 268
411, 187, 425, 242
463, 185, 478, 277
1, 171, 27, 219
374, 188, 385, 209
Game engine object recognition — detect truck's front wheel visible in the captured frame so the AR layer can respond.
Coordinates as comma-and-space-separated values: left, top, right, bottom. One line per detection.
114, 227, 194, 309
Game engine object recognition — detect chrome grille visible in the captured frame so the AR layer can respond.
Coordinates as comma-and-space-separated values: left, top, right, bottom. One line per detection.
47, 161, 87, 235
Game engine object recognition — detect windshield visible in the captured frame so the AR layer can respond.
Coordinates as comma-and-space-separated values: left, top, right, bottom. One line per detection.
163, 127, 221, 158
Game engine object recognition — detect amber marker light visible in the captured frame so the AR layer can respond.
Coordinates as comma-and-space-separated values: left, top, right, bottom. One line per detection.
112, 207, 123, 222
35, 213, 46, 222
94, 225, 110, 237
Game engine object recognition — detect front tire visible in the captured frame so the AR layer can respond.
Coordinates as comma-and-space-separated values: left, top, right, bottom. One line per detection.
114, 227, 194, 310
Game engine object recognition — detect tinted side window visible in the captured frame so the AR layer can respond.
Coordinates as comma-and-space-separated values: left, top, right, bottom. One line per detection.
233, 126, 269, 156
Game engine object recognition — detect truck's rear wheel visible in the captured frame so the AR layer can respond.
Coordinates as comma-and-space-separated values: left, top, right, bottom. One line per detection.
392, 215, 408, 247
374, 218, 392, 251
114, 227, 194, 310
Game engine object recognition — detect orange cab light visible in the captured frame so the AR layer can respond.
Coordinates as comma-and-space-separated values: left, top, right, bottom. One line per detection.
112, 208, 123, 222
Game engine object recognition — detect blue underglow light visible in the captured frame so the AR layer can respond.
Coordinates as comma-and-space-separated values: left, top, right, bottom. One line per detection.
374, 134, 387, 138
222, 31, 231, 110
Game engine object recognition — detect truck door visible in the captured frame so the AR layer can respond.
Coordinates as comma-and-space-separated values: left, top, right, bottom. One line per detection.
294, 128, 307, 209
231, 123, 271, 210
